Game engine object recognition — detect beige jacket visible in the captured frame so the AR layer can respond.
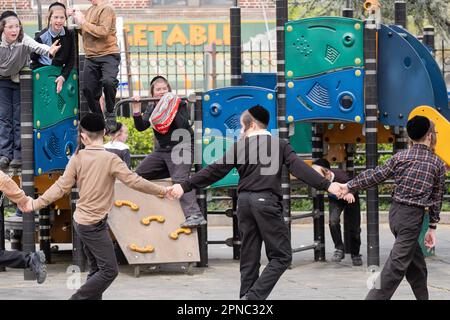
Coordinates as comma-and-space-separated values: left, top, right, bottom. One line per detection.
32, 146, 166, 225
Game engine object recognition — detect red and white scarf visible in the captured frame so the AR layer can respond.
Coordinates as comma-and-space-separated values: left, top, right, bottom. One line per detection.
149, 92, 181, 134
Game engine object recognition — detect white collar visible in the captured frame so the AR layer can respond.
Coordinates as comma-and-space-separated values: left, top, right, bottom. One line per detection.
329, 171, 335, 182
246, 130, 271, 138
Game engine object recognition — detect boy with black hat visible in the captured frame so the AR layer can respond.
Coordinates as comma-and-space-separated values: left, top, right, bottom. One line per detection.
169, 105, 344, 300
0, 170, 47, 283
21, 113, 169, 299
341, 115, 446, 300
312, 158, 362, 266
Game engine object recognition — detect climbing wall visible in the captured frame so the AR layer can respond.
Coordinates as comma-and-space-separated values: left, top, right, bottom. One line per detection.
108, 180, 200, 265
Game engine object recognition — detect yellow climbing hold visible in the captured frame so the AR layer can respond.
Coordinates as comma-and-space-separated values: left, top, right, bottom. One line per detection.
355, 70, 362, 77
354, 23, 361, 30
204, 94, 210, 102
287, 71, 293, 77
288, 115, 294, 122
267, 93, 273, 100
286, 25, 293, 32
288, 81, 294, 88
354, 115, 361, 123
355, 58, 361, 65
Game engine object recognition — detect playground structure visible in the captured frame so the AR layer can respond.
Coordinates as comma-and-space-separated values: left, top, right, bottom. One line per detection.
1, 0, 450, 280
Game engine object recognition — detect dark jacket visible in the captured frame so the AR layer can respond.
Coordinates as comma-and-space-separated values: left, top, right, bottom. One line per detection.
133, 100, 193, 152
30, 26, 75, 81
181, 134, 331, 198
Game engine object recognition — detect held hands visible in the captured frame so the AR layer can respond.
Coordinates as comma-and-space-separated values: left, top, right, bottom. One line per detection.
55, 76, 65, 94
166, 184, 185, 200
49, 39, 61, 57
342, 193, 355, 203
17, 196, 34, 213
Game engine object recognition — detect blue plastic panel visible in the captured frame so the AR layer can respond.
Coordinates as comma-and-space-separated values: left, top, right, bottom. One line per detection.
389, 25, 450, 121
34, 117, 78, 176
202, 86, 277, 188
285, 68, 364, 123
378, 24, 436, 126
242, 73, 277, 90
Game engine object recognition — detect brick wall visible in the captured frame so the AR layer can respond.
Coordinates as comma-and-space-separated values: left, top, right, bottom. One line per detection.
2, 0, 275, 22
0, 0, 31, 11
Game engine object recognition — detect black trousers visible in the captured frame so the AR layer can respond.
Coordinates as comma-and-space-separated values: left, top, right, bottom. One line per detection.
70, 217, 119, 300
366, 201, 428, 300
83, 54, 120, 114
237, 192, 292, 300
0, 249, 28, 268
329, 196, 361, 255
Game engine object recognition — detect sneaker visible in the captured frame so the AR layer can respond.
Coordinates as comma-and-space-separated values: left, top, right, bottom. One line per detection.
9, 159, 21, 168
0, 156, 10, 169
28, 251, 47, 284
104, 112, 117, 134
180, 214, 207, 228
331, 249, 345, 262
351, 254, 363, 266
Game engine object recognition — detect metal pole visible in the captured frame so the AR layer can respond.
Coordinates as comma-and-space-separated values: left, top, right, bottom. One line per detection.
0, 193, 5, 272
72, 33, 87, 270
230, 6, 242, 86
20, 69, 36, 280
275, 0, 291, 257
195, 92, 208, 267
422, 26, 435, 55
342, 7, 354, 255
393, 1, 408, 153
394, 1, 406, 28
39, 207, 51, 263
364, 16, 380, 268
229, 5, 242, 261
312, 124, 325, 261
36, 0, 43, 31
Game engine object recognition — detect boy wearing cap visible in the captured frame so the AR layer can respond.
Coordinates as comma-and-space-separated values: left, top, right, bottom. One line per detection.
0, 170, 47, 283
312, 158, 362, 266
22, 113, 169, 300
169, 105, 344, 300
341, 115, 446, 300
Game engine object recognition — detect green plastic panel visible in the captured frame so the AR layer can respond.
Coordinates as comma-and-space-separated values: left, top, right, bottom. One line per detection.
33, 66, 79, 129
202, 136, 239, 189
290, 122, 312, 154
285, 17, 364, 78
419, 213, 435, 257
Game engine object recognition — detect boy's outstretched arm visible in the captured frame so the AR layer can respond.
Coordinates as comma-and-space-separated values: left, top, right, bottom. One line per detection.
283, 143, 342, 196
179, 144, 237, 195
32, 157, 78, 212
347, 156, 396, 192
111, 155, 167, 197
0, 170, 29, 208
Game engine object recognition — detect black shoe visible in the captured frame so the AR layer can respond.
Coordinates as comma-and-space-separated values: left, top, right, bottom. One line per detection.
9, 159, 21, 168
104, 112, 117, 134
352, 254, 363, 266
28, 251, 47, 284
0, 156, 10, 169
331, 249, 345, 262
180, 214, 207, 228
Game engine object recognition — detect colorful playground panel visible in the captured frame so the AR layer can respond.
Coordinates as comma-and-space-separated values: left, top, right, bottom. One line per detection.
285, 17, 364, 79
389, 25, 448, 115
108, 180, 200, 265
409, 105, 450, 167
378, 25, 446, 127
33, 66, 79, 129
240, 72, 312, 154
34, 117, 78, 176
202, 86, 277, 188
286, 68, 364, 123
242, 73, 277, 90
323, 123, 394, 144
